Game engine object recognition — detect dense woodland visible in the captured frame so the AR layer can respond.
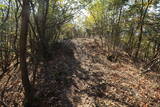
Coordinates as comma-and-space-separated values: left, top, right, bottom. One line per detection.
0, 0, 160, 106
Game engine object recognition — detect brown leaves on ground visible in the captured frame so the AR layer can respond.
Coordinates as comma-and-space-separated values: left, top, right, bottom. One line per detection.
0, 38, 160, 107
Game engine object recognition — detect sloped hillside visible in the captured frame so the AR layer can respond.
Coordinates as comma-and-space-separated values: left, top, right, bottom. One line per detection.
0, 38, 160, 107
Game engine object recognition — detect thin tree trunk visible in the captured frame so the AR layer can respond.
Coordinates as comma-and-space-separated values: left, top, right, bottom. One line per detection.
19, 0, 33, 106
135, 0, 152, 59
36, 0, 50, 60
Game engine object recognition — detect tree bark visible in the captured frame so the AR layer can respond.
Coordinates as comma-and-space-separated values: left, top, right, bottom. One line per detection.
135, 0, 152, 59
36, 0, 50, 60
19, 0, 33, 106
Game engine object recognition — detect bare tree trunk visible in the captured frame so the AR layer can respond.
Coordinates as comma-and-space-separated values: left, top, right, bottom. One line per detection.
19, 0, 33, 106
135, 21, 143, 59
127, 25, 134, 55
135, 0, 152, 59
36, 0, 50, 60
14, 0, 20, 67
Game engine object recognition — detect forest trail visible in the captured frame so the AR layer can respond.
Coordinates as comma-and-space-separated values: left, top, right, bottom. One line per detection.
35, 38, 160, 107
0, 38, 160, 107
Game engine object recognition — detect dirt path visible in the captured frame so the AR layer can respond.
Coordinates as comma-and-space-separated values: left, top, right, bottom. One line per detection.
0, 38, 159, 107
35, 38, 159, 107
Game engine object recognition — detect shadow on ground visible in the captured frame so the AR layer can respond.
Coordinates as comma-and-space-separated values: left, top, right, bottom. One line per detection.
34, 41, 89, 107
33, 40, 158, 107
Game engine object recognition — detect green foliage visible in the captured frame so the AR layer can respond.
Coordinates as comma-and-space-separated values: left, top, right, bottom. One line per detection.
0, 4, 7, 8
82, 0, 160, 60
